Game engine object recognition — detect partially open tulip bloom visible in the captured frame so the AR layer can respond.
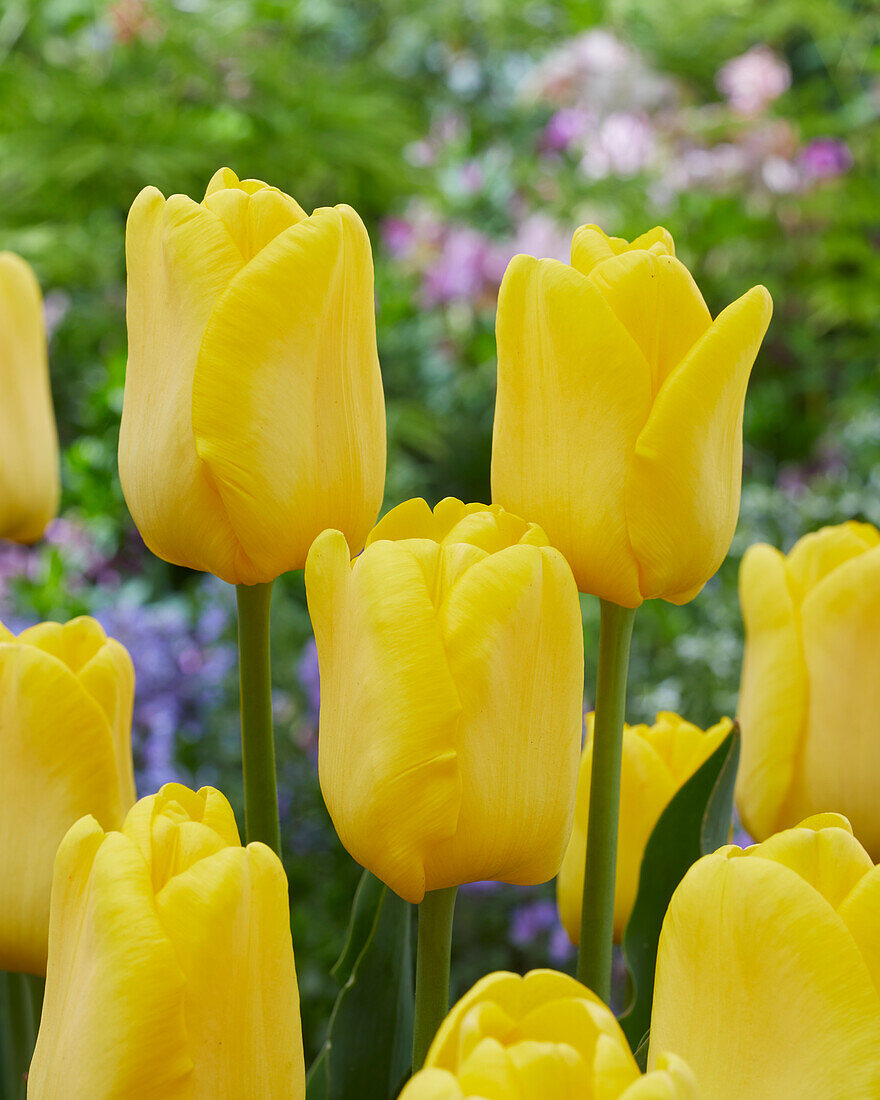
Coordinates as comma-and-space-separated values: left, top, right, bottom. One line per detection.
119, 167, 386, 585
0, 617, 135, 974
401, 969, 699, 1099
0, 251, 60, 543
649, 813, 880, 1099
492, 224, 772, 606
557, 712, 732, 943
29, 783, 304, 1099
737, 521, 880, 854
305, 497, 584, 903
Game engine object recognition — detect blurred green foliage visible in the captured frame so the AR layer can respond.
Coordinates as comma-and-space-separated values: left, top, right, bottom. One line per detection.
1, 0, 878, 1063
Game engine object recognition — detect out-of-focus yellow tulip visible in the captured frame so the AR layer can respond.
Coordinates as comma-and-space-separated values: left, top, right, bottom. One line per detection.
305, 497, 584, 903
492, 224, 772, 606
650, 813, 880, 1099
400, 969, 699, 1099
737, 521, 880, 854
558, 712, 732, 943
119, 167, 386, 585
0, 616, 135, 974
0, 251, 60, 543
29, 783, 304, 1099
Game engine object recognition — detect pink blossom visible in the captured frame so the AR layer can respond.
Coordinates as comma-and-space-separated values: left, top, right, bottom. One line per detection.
716, 45, 791, 115
540, 107, 594, 153
421, 227, 491, 307
799, 138, 853, 179
580, 111, 656, 178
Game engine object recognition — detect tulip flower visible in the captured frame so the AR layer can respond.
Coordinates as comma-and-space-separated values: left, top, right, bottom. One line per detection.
650, 813, 880, 1099
400, 969, 699, 1099
492, 223, 772, 606
557, 712, 732, 943
737, 521, 880, 854
29, 783, 304, 1099
305, 496, 584, 904
0, 251, 60, 543
0, 617, 135, 974
119, 166, 386, 586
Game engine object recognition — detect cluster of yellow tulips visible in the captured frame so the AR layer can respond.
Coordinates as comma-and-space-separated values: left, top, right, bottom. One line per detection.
2, 167, 879, 1099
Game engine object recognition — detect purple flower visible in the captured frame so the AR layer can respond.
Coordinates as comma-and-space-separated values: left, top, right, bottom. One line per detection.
540, 107, 593, 153
297, 637, 321, 725
382, 217, 416, 260
510, 899, 559, 948
716, 46, 791, 116
799, 138, 853, 180
421, 226, 491, 307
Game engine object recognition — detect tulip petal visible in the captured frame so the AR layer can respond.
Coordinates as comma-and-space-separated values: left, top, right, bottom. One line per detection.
570, 224, 674, 276
492, 255, 652, 605
153, 844, 304, 1097
399, 1069, 466, 1099
0, 646, 130, 973
202, 186, 307, 262
118, 187, 246, 581
588, 252, 711, 395
621, 1053, 699, 1100
649, 852, 880, 1099
426, 545, 583, 889
626, 285, 772, 602
29, 827, 192, 1099
192, 204, 386, 580
306, 529, 462, 902
839, 865, 880, 997
0, 252, 59, 542
798, 545, 880, 857
735, 543, 808, 839
785, 521, 880, 602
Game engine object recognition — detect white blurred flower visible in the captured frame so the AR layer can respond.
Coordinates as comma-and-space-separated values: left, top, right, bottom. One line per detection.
716, 45, 791, 115
580, 111, 656, 178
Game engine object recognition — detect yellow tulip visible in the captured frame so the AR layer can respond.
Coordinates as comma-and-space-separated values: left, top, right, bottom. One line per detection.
0, 251, 60, 543
557, 712, 732, 943
400, 969, 699, 1099
737, 521, 880, 854
649, 813, 880, 1099
118, 167, 386, 585
0, 616, 135, 974
29, 783, 304, 1099
305, 496, 584, 903
492, 224, 772, 606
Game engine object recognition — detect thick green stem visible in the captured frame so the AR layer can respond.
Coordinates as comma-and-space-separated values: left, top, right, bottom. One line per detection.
413, 887, 458, 1072
577, 599, 637, 1002
0, 971, 44, 1100
236, 582, 281, 856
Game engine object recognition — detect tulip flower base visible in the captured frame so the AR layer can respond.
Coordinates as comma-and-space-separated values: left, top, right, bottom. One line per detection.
620, 724, 740, 1057
307, 871, 414, 1100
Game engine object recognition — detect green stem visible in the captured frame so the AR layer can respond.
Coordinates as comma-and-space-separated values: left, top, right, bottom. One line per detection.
236, 582, 281, 856
413, 887, 458, 1072
576, 599, 637, 1002
0, 971, 44, 1100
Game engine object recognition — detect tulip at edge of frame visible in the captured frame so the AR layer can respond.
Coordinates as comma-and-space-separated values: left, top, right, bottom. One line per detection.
0, 616, 135, 975
0, 251, 60, 544
737, 520, 880, 856
491, 222, 772, 607
557, 711, 733, 944
28, 782, 305, 1100
400, 969, 700, 1098
305, 496, 585, 904
649, 813, 880, 1100
119, 166, 386, 585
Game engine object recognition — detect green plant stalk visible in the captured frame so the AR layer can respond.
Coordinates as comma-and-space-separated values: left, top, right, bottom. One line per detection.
235, 582, 281, 856
577, 599, 637, 1002
413, 886, 458, 1072
0, 971, 44, 1100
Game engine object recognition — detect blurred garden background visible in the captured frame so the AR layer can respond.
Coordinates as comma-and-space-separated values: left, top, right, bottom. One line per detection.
1, 0, 878, 1061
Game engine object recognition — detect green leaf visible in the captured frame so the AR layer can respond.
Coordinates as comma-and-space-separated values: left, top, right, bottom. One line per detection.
619, 724, 740, 1061
306, 870, 413, 1100
0, 971, 43, 1100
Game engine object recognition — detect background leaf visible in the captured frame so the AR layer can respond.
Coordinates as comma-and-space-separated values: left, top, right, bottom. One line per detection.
306, 870, 413, 1100
619, 725, 740, 1060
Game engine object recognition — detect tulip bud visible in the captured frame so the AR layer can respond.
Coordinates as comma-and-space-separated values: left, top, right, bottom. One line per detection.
0, 252, 60, 543
29, 783, 304, 1099
119, 167, 386, 585
650, 814, 880, 1099
737, 521, 880, 854
492, 224, 772, 606
401, 969, 699, 1098
557, 712, 732, 943
0, 616, 135, 974
305, 497, 584, 903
